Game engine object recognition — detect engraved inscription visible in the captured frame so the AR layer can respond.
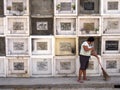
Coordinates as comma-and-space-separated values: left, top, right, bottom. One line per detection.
84, 2, 94, 10
12, 2, 23, 12
37, 22, 48, 30
13, 42, 24, 50
60, 2, 71, 11
37, 42, 47, 50
108, 2, 118, 10
13, 22, 24, 30
37, 61, 48, 71
107, 21, 119, 29
60, 62, 71, 70
60, 42, 71, 51
106, 61, 117, 69
105, 41, 118, 50
14, 62, 24, 70
61, 23, 71, 31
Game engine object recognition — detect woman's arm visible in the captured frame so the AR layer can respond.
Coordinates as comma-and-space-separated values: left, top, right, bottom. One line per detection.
91, 49, 99, 59
83, 45, 93, 51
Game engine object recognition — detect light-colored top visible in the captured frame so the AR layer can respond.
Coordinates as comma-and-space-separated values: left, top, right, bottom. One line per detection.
80, 41, 92, 56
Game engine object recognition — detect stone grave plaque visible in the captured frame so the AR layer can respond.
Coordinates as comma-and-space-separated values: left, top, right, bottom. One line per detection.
13, 42, 24, 51
106, 61, 117, 69
37, 42, 47, 50
61, 23, 71, 31
108, 2, 118, 10
14, 62, 24, 70
84, 2, 94, 10
60, 62, 71, 70
105, 41, 118, 50
37, 61, 48, 71
37, 22, 48, 30
13, 22, 24, 31
60, 2, 71, 11
12, 2, 23, 11
60, 42, 72, 51
84, 23, 94, 33
107, 21, 119, 29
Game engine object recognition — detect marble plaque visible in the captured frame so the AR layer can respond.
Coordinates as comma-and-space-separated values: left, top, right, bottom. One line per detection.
37, 61, 48, 71
13, 22, 24, 30
108, 2, 118, 10
13, 42, 24, 50
12, 2, 23, 11
60, 42, 71, 51
107, 21, 119, 29
14, 62, 24, 70
61, 23, 71, 31
105, 41, 118, 50
36, 42, 47, 50
60, 2, 71, 11
84, 2, 94, 10
106, 61, 117, 69
37, 22, 48, 30
84, 23, 94, 30
60, 62, 71, 70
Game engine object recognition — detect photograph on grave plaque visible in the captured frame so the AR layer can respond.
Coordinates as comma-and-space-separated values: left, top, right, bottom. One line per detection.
107, 21, 119, 29
106, 61, 117, 69
108, 2, 118, 10
13, 22, 24, 31
60, 62, 71, 70
60, 42, 72, 51
60, 2, 71, 11
14, 62, 24, 70
84, 2, 94, 10
37, 22, 48, 30
13, 42, 24, 51
36, 42, 48, 50
60, 23, 71, 31
37, 61, 48, 71
105, 41, 118, 50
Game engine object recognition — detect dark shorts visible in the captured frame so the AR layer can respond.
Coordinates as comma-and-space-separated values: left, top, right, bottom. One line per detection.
79, 55, 90, 70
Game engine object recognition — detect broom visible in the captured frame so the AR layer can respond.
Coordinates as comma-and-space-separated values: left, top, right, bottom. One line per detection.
97, 58, 110, 81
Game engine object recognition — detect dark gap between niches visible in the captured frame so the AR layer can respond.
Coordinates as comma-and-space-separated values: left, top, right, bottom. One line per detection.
114, 85, 120, 88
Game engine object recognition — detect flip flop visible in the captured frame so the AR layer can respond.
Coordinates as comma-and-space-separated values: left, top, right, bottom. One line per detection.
77, 80, 84, 83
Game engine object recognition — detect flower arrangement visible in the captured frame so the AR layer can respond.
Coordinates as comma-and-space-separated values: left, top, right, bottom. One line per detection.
56, 4, 60, 10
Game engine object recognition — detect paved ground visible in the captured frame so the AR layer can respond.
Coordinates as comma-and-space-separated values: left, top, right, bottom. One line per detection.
0, 76, 120, 89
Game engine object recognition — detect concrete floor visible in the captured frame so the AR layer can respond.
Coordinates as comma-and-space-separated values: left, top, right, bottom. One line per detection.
0, 76, 120, 89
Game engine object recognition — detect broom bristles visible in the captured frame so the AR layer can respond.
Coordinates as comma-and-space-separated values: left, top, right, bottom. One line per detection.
101, 67, 110, 80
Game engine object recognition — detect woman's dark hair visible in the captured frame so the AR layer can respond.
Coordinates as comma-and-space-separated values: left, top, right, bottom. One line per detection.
87, 37, 94, 42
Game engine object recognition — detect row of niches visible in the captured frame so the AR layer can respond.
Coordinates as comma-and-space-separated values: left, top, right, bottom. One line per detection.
1, 36, 120, 56
1, 0, 120, 16
0, 55, 120, 77
1, 16, 120, 36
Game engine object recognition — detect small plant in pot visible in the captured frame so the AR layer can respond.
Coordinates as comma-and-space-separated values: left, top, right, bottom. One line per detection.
72, 4, 75, 10
95, 28, 99, 34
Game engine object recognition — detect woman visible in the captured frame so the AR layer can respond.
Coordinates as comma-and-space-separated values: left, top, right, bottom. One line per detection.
78, 37, 99, 83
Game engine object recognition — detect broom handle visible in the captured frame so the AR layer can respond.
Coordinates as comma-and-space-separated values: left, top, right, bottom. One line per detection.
97, 58, 103, 68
